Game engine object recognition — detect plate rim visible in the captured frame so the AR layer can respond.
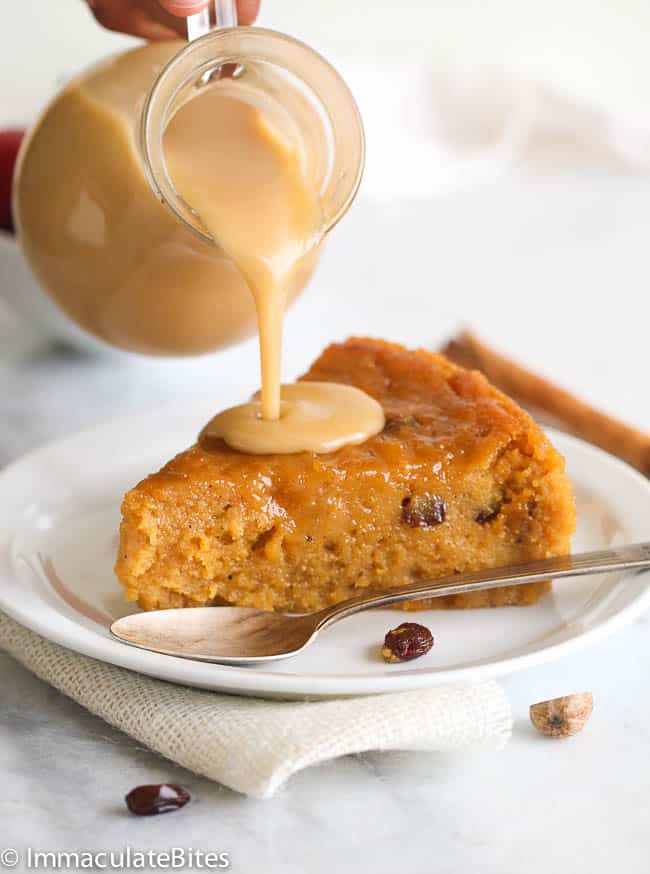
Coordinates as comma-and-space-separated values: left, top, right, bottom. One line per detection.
1, 413, 650, 699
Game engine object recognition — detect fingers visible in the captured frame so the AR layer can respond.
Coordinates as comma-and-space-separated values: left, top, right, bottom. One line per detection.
158, 1, 209, 15
237, 0, 260, 24
88, 0, 184, 39
87, 0, 261, 40
159, 0, 260, 24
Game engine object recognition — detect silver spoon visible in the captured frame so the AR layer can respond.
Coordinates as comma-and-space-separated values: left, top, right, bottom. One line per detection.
110, 542, 650, 665
186, 0, 237, 42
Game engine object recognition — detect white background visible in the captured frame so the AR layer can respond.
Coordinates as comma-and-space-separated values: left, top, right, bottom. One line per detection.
6, 0, 650, 115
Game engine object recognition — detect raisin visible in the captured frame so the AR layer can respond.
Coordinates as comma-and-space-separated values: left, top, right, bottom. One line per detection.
382, 622, 434, 663
401, 495, 446, 527
475, 504, 501, 524
125, 784, 191, 816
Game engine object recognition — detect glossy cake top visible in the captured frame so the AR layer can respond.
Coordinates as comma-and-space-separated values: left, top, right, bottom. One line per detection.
304, 337, 535, 459
139, 337, 556, 499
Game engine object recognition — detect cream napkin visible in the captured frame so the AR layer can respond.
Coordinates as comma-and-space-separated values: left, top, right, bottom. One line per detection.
0, 612, 511, 798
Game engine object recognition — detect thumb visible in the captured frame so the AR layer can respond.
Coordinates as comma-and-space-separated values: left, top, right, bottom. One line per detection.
158, 1, 209, 16
159, 0, 260, 23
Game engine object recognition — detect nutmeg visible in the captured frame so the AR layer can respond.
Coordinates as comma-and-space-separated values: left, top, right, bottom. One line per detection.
529, 692, 593, 737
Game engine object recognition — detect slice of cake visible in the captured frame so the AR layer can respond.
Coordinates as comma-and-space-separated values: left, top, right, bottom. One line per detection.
115, 338, 575, 612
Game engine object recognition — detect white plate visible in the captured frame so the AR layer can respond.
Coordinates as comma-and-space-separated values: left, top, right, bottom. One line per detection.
1, 404, 649, 699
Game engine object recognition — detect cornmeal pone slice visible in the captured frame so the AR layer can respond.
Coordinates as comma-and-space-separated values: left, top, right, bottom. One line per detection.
115, 338, 576, 612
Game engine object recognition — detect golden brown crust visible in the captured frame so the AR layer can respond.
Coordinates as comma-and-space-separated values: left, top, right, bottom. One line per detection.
115, 337, 576, 612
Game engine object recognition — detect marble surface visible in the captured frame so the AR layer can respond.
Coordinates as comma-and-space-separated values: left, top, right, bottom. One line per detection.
1, 189, 650, 870
1, 622, 649, 874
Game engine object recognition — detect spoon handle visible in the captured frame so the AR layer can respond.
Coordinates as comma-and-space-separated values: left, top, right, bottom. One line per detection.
187, 0, 237, 41
215, 0, 237, 27
186, 6, 211, 41
315, 542, 650, 630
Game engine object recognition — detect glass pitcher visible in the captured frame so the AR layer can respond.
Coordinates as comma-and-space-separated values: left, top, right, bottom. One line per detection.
12, 28, 364, 356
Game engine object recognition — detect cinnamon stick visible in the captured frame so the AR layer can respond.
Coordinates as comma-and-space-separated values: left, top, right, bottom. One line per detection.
441, 330, 650, 477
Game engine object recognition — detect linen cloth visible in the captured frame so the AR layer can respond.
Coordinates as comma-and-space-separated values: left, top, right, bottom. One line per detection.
0, 612, 511, 798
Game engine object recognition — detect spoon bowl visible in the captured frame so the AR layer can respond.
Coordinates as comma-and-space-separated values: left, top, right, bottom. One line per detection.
113, 607, 320, 664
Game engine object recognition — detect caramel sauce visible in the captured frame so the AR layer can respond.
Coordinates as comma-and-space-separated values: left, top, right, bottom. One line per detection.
15, 44, 280, 356
199, 382, 384, 454
165, 84, 384, 453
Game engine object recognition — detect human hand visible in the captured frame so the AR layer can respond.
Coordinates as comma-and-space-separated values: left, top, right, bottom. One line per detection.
87, 0, 260, 40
